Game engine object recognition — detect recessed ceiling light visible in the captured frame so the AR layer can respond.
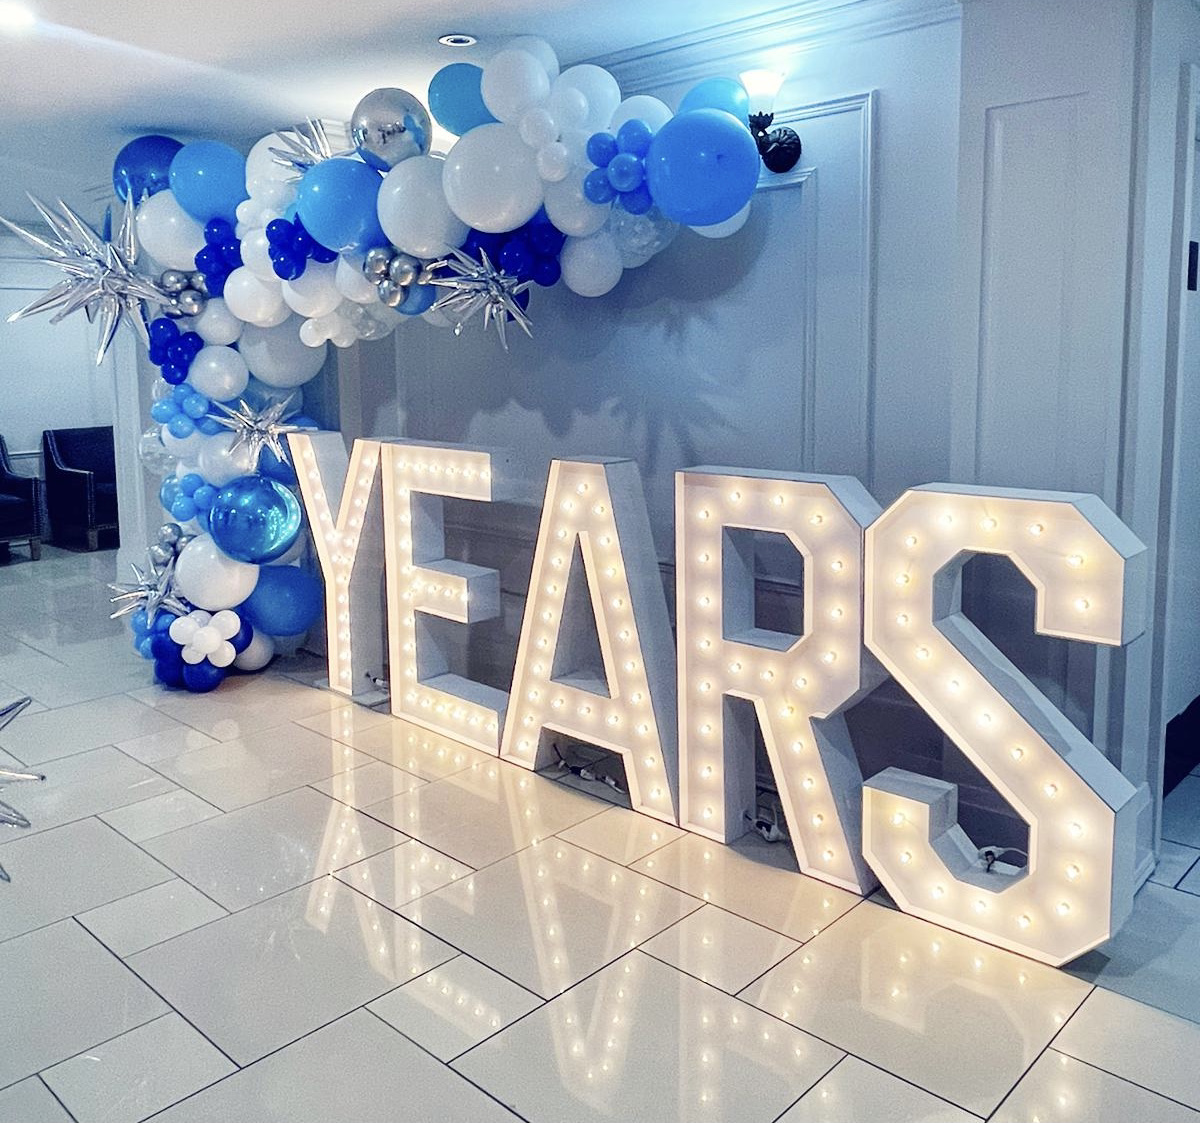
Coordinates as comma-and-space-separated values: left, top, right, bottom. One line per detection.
438, 33, 477, 48
0, 1, 35, 33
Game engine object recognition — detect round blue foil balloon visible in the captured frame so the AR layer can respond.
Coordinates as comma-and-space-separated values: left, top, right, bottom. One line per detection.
113, 134, 182, 203
240, 565, 322, 637
209, 476, 302, 564
295, 158, 385, 254
428, 63, 497, 136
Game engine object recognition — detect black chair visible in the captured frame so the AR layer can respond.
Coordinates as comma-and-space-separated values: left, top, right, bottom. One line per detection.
41, 426, 118, 551
0, 435, 41, 561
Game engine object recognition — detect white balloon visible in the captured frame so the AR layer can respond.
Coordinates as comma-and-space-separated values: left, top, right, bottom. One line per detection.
481, 49, 551, 123
559, 127, 593, 168
233, 629, 275, 671
335, 255, 381, 304
223, 267, 289, 327
547, 84, 589, 131
610, 95, 673, 132
690, 200, 752, 239
181, 645, 206, 665
136, 191, 205, 271
281, 261, 342, 318
174, 533, 259, 612
209, 641, 237, 668
193, 298, 244, 346
198, 430, 258, 487
505, 35, 560, 81
160, 425, 204, 460
238, 316, 328, 387
191, 625, 222, 655
211, 609, 242, 639
536, 142, 571, 183
330, 320, 358, 348
239, 228, 278, 282
188, 345, 250, 401
561, 230, 624, 297
378, 155, 469, 258
553, 65, 621, 133
544, 172, 611, 237
299, 318, 328, 348
168, 615, 200, 644
443, 125, 544, 234
518, 107, 558, 149
245, 132, 297, 195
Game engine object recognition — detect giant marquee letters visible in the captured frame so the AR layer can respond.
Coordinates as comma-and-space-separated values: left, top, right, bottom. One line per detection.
289, 434, 1149, 966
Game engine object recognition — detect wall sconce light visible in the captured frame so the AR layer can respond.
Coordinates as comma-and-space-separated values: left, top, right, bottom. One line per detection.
740, 68, 802, 174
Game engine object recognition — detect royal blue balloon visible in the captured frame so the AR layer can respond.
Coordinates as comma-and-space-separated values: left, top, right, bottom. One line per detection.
230, 619, 254, 654
583, 168, 616, 205
150, 400, 175, 424
677, 77, 751, 122
154, 656, 186, 688
178, 472, 204, 497
644, 109, 760, 226
183, 661, 226, 693
586, 132, 618, 169
260, 445, 297, 486
169, 141, 249, 226
428, 63, 497, 136
239, 565, 322, 637
398, 283, 437, 316
171, 495, 198, 522
616, 119, 654, 158
607, 153, 644, 193
192, 484, 217, 511
620, 185, 654, 215
112, 134, 182, 203
159, 477, 180, 510
295, 158, 386, 254
209, 475, 302, 564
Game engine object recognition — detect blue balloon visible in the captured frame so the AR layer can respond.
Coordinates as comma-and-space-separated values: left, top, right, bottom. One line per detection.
183, 661, 226, 693
607, 153, 644, 193
644, 109, 760, 226
260, 445, 297, 486
169, 141, 249, 226
171, 495, 198, 522
677, 77, 751, 122
584, 168, 616, 205
239, 565, 322, 637
230, 619, 254, 654
586, 132, 618, 169
159, 477, 181, 510
398, 282, 437, 316
295, 158, 386, 254
155, 656, 186, 688
616, 119, 654, 158
428, 63, 497, 136
112, 134, 182, 203
209, 475, 302, 564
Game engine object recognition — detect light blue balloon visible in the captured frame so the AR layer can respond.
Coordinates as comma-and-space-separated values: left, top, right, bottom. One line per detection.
428, 63, 497, 136
644, 109, 760, 227
209, 475, 302, 564
295, 158, 386, 254
169, 141, 248, 225
677, 77, 750, 122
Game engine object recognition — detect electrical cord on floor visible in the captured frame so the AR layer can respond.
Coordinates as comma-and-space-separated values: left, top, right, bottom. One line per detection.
978, 845, 1028, 873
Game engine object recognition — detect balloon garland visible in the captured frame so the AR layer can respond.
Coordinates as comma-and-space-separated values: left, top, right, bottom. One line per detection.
2, 35, 771, 694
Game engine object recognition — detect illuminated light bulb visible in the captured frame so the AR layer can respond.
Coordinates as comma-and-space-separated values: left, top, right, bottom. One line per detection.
542, 610, 554, 623
830, 559, 845, 573
1027, 522, 1045, 536
1066, 554, 1084, 568
1065, 863, 1081, 881
772, 494, 785, 506
729, 490, 741, 502
624, 659, 637, 672
780, 704, 796, 718
830, 607, 844, 620
809, 513, 824, 526
700, 723, 713, 736
981, 517, 997, 531
1055, 901, 1071, 916
1068, 821, 1083, 838
915, 645, 931, 661
790, 740, 804, 754
760, 669, 775, 682
551, 697, 564, 709
593, 504, 607, 515
932, 885, 946, 899
651, 787, 662, 799
811, 813, 824, 827
576, 482, 589, 495
899, 850, 912, 864
821, 848, 834, 861
631, 691, 644, 703
1043, 782, 1058, 798
619, 629, 631, 641
895, 573, 911, 586
978, 712, 993, 727
546, 583, 559, 595
939, 513, 954, 527
697, 508, 711, 521
637, 723, 650, 736
607, 714, 620, 727
528, 689, 540, 702
611, 596, 625, 609
802, 776, 815, 790
579, 704, 591, 716
702, 807, 714, 819
903, 534, 919, 548
1011, 746, 1025, 761
643, 754, 655, 766
555, 529, 567, 541
896, 613, 910, 626
698, 639, 712, 651
821, 651, 837, 665
698, 551, 711, 564
701, 765, 714, 778
599, 535, 612, 547
891, 812, 906, 826
949, 678, 961, 693
794, 675, 808, 689
1073, 597, 1090, 612
698, 595, 711, 607
728, 661, 742, 673
974, 899, 988, 913
1017, 914, 1032, 929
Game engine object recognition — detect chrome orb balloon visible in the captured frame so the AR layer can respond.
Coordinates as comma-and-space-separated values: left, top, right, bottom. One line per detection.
387, 253, 419, 287
157, 522, 184, 548
208, 475, 302, 564
351, 88, 433, 172
363, 246, 392, 279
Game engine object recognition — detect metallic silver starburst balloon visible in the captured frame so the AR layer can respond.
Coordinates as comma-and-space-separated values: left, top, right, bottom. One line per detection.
108, 553, 189, 625
0, 194, 170, 365
428, 246, 533, 351
208, 394, 313, 466
270, 119, 356, 180
0, 696, 43, 881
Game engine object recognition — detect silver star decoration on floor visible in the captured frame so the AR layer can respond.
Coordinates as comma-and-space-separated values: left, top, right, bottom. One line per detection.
209, 394, 313, 467
0, 696, 44, 882
108, 553, 189, 625
0, 194, 169, 365
270, 119, 356, 180
429, 247, 534, 351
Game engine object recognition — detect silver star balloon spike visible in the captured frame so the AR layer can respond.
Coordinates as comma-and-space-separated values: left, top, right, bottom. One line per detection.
0, 696, 44, 881
208, 394, 312, 466
270, 119, 356, 180
428, 246, 534, 352
108, 552, 189, 625
0, 193, 170, 365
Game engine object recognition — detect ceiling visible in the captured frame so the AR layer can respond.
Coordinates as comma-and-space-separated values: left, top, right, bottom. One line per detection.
0, 0, 781, 225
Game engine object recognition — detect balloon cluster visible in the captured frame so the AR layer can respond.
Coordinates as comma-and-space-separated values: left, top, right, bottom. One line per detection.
465, 213, 566, 288
265, 216, 337, 281
158, 269, 208, 320
193, 219, 243, 297
585, 121, 654, 214
148, 317, 205, 384
360, 246, 439, 313
149, 385, 220, 443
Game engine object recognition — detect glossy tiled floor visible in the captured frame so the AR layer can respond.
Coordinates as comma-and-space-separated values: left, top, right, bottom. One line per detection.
2, 547, 1200, 1122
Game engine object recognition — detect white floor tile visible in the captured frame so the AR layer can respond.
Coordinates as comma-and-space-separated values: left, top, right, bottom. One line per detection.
115, 725, 220, 765
742, 901, 1090, 1117
1054, 986, 1200, 1110
141, 786, 403, 911
364, 758, 606, 869
0, 818, 172, 942
641, 904, 800, 993
400, 839, 701, 999
369, 955, 543, 1060
312, 759, 425, 808
0, 920, 166, 1087
347, 719, 494, 780
557, 804, 685, 865
0, 656, 152, 711
78, 879, 226, 957
152, 1009, 520, 1122
631, 832, 860, 942
1151, 840, 1200, 888
99, 789, 221, 842
42, 1013, 235, 1123
11, 745, 175, 836
454, 950, 843, 1123
778, 1056, 977, 1122
129, 879, 456, 1065
149, 721, 370, 811
295, 703, 392, 744
991, 1051, 1200, 1123
1180, 860, 1200, 896
0, 694, 182, 766
0, 1079, 72, 1123
334, 840, 473, 910
1162, 777, 1200, 848
127, 676, 343, 742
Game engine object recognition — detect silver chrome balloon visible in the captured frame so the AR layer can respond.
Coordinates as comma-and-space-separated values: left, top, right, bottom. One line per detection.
363, 246, 392, 279
176, 289, 206, 317
377, 279, 407, 307
160, 269, 189, 293
158, 522, 184, 548
351, 88, 432, 172
387, 253, 419, 287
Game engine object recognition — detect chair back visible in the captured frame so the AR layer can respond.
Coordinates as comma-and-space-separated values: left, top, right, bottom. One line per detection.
43, 426, 116, 481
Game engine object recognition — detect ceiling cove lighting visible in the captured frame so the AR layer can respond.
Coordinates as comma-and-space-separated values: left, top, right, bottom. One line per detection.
740, 68, 802, 174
